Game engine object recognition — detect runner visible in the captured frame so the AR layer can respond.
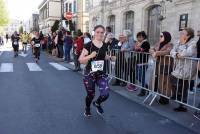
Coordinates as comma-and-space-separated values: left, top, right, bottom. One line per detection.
21, 31, 29, 53
79, 25, 114, 117
11, 31, 20, 57
31, 31, 41, 63
6, 33, 9, 43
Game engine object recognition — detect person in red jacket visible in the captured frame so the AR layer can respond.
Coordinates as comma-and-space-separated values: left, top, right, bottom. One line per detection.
73, 31, 84, 71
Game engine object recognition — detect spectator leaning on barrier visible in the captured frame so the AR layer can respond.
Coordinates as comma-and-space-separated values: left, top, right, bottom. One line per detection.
130, 31, 150, 93
105, 33, 119, 51
170, 27, 197, 112
149, 31, 173, 104
112, 34, 128, 87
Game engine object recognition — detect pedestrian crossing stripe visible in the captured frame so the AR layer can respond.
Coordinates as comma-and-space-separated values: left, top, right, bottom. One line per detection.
49, 62, 69, 70
0, 63, 13, 72
0, 62, 70, 72
26, 63, 42, 71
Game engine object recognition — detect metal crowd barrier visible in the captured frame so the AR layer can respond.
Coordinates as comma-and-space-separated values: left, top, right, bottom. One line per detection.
106, 49, 200, 111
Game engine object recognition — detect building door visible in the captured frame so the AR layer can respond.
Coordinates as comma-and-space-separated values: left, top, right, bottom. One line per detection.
148, 6, 161, 46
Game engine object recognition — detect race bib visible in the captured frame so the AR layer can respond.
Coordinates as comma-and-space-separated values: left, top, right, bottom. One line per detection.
91, 60, 104, 72
35, 43, 40, 47
14, 41, 18, 45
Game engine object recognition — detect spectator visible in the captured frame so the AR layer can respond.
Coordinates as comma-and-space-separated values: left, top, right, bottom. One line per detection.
114, 34, 131, 87
104, 26, 112, 42
57, 30, 64, 58
64, 31, 73, 62
83, 32, 91, 45
74, 31, 84, 71
149, 31, 173, 103
105, 33, 119, 51
129, 31, 150, 92
170, 28, 197, 112
6, 33, 9, 43
52, 32, 58, 57
47, 32, 53, 54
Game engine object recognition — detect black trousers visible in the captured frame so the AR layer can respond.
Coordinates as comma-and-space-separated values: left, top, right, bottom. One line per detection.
170, 75, 189, 103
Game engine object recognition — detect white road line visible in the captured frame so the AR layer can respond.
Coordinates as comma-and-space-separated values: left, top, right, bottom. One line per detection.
26, 63, 42, 71
49, 62, 69, 70
0, 63, 13, 72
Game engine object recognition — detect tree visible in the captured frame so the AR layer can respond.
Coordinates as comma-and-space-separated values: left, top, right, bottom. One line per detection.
0, 0, 9, 26
51, 20, 60, 32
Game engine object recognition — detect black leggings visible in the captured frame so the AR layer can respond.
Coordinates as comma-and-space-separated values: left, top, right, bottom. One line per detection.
34, 47, 40, 59
83, 71, 110, 108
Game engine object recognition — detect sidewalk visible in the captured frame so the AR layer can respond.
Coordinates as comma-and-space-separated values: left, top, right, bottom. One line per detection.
46, 53, 200, 134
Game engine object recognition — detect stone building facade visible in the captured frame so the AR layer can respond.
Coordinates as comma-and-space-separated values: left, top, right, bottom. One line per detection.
89, 0, 200, 45
38, 0, 61, 34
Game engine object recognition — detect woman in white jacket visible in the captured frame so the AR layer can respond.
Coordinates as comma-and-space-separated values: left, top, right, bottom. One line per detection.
170, 28, 197, 112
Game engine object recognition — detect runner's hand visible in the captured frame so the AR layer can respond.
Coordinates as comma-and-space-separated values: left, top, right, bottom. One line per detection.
89, 51, 97, 59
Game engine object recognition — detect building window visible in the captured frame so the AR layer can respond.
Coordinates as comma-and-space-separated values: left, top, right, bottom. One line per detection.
85, 0, 89, 12
73, 0, 76, 13
66, 3, 68, 12
108, 15, 115, 34
69, 3, 72, 12
124, 11, 134, 32
85, 21, 89, 32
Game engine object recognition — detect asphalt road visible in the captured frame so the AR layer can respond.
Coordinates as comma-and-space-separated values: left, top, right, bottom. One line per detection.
0, 43, 197, 134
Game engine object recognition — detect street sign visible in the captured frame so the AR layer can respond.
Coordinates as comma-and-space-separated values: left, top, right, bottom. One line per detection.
65, 12, 73, 20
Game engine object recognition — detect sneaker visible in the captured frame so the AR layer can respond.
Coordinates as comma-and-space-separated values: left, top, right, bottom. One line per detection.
127, 84, 137, 91
93, 102, 104, 115
84, 107, 92, 117
193, 111, 200, 120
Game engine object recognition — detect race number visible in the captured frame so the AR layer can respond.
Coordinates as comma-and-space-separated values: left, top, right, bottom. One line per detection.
35, 43, 40, 47
91, 60, 104, 72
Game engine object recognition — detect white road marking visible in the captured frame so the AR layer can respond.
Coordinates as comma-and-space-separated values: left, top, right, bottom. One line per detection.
49, 62, 69, 70
26, 63, 42, 71
0, 63, 13, 72
19, 52, 28, 57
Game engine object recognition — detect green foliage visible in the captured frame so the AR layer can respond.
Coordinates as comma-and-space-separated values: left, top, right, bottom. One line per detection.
0, 0, 9, 26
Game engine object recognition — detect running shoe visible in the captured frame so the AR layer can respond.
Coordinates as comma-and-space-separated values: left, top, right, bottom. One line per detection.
93, 101, 104, 115
84, 107, 92, 117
